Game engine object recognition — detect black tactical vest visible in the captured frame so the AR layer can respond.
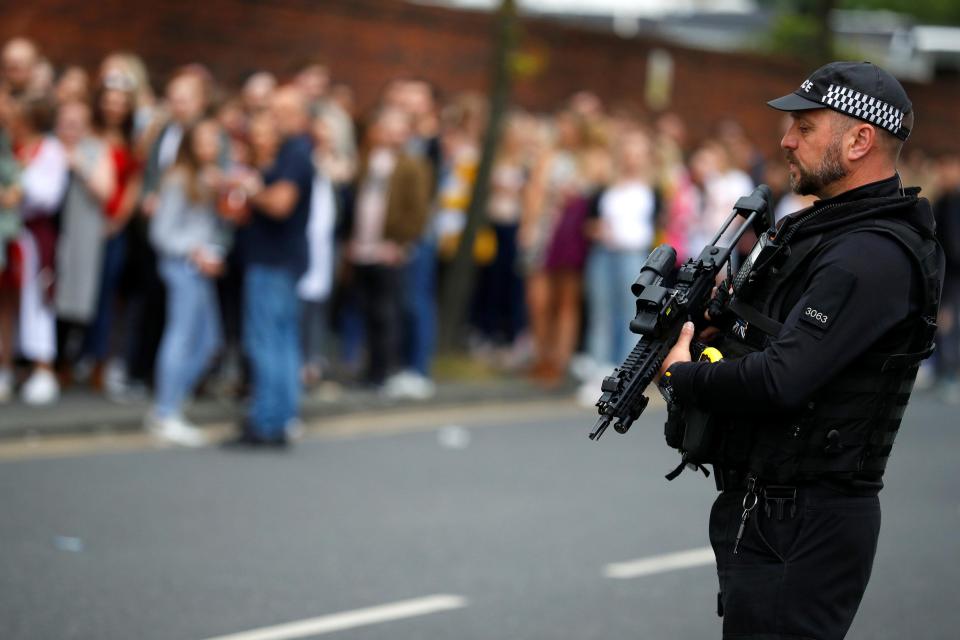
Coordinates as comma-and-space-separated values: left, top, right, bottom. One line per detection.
710, 191, 944, 485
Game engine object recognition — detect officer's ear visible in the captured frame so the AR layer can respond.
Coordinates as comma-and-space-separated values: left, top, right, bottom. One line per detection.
846, 123, 876, 162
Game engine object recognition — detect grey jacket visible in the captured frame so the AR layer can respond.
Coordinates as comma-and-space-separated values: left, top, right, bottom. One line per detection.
149, 170, 230, 259
55, 137, 107, 322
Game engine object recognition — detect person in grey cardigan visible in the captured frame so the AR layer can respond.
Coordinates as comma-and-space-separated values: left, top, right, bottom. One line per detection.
147, 119, 230, 447
54, 101, 115, 366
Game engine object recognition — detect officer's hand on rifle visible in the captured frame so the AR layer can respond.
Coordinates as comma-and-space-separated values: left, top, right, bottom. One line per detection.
656, 321, 694, 383
698, 283, 734, 343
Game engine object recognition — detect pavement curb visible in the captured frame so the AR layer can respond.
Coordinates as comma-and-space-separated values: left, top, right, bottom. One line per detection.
0, 378, 580, 441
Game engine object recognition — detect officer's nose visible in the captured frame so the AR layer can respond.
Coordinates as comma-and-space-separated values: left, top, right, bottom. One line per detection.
781, 131, 795, 151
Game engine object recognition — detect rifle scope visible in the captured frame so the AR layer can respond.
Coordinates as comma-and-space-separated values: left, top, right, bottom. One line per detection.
631, 245, 677, 297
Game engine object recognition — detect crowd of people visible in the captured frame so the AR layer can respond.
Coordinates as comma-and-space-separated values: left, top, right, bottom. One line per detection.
1, 36, 957, 446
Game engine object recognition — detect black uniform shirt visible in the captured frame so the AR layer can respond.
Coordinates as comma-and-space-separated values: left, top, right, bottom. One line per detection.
669, 175, 923, 416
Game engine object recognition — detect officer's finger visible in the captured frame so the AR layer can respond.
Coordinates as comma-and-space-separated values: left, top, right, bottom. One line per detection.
678, 321, 695, 346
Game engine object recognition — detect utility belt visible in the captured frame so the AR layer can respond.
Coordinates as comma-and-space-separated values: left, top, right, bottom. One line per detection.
716, 469, 884, 558
715, 467, 787, 491
716, 466, 800, 513
715, 461, 883, 492
716, 467, 803, 554
715, 465, 880, 525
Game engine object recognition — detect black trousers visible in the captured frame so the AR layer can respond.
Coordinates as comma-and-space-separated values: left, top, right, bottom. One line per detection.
120, 228, 165, 385
353, 264, 403, 385
709, 484, 881, 640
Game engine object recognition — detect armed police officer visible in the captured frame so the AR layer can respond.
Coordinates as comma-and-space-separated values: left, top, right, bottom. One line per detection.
657, 62, 945, 639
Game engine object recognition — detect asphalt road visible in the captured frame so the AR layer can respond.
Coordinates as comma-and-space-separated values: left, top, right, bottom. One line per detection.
1, 395, 958, 639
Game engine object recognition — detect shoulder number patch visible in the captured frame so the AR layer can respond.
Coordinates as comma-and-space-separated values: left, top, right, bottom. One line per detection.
804, 307, 829, 324
795, 265, 857, 339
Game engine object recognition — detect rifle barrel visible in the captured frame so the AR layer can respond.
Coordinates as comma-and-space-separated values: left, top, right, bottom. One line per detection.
589, 416, 611, 440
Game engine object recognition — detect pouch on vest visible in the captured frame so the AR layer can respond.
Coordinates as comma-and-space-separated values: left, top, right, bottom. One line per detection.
664, 405, 717, 480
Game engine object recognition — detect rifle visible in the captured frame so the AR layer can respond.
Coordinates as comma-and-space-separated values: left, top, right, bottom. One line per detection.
588, 185, 773, 442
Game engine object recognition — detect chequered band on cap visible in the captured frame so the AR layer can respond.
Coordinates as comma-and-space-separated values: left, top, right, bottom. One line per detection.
821, 84, 906, 139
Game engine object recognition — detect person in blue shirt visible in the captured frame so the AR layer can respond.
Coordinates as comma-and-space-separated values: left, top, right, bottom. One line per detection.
230, 85, 314, 447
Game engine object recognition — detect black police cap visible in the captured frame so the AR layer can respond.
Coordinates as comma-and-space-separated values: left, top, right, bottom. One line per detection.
768, 61, 912, 141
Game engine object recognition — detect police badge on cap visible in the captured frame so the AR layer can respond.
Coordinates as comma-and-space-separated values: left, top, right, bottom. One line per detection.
767, 61, 912, 141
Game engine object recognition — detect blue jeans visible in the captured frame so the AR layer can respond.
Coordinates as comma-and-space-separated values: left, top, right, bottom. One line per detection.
83, 232, 126, 361
336, 292, 365, 371
585, 247, 646, 365
154, 257, 222, 418
244, 265, 301, 439
402, 237, 437, 376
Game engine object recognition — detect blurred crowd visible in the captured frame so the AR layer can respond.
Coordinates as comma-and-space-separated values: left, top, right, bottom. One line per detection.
1, 36, 958, 444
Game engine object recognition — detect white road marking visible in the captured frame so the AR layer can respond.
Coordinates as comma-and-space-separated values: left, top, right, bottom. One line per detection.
604, 546, 715, 579
202, 594, 468, 640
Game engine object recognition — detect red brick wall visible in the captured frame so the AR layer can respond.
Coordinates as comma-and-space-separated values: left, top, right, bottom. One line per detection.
2, 0, 957, 156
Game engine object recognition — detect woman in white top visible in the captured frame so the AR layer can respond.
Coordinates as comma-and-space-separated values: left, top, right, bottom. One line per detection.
298, 112, 339, 386
0, 96, 69, 405
686, 140, 754, 256
583, 129, 658, 372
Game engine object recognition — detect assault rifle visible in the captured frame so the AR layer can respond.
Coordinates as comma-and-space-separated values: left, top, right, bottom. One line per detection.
588, 185, 773, 442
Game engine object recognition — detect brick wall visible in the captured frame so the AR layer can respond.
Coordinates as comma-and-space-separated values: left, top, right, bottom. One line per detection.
2, 0, 957, 156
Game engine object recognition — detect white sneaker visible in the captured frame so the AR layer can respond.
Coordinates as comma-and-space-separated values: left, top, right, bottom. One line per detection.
382, 371, 409, 398
286, 417, 305, 441
145, 413, 208, 448
407, 374, 436, 400
384, 371, 436, 400
577, 374, 607, 409
569, 353, 598, 383
499, 335, 534, 371
104, 359, 128, 396
21, 369, 60, 405
108, 380, 149, 405
0, 368, 12, 403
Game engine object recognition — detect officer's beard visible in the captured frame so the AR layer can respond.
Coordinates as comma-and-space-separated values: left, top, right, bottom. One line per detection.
787, 138, 848, 196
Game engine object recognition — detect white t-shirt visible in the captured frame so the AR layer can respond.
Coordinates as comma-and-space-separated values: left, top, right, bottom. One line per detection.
21, 136, 69, 220
690, 169, 754, 251
298, 172, 338, 301
597, 180, 656, 251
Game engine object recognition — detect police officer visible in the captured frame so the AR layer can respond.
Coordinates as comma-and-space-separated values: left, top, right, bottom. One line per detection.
657, 61, 945, 639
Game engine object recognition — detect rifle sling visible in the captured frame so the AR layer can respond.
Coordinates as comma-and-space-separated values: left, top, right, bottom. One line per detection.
729, 299, 783, 338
